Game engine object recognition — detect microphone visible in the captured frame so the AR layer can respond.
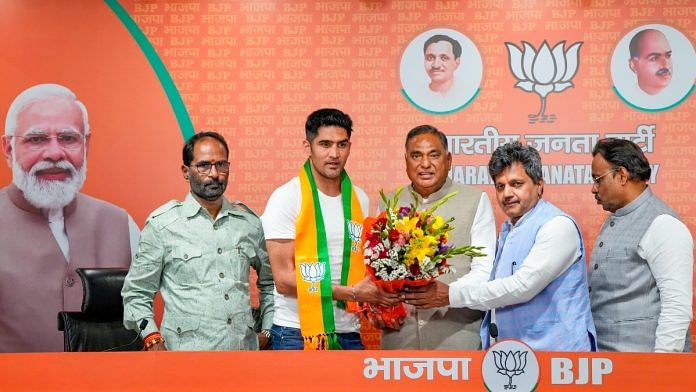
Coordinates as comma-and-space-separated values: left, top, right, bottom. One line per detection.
489, 308, 499, 344
103, 319, 148, 352
489, 322, 499, 339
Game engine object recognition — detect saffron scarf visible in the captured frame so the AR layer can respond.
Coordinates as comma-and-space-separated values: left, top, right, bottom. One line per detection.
295, 160, 365, 350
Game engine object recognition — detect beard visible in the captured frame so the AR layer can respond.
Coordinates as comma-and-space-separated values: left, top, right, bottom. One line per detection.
190, 175, 227, 201
12, 154, 87, 210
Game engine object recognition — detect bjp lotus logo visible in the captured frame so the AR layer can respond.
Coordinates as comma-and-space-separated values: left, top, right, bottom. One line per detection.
347, 220, 363, 252
299, 262, 325, 293
493, 350, 528, 389
505, 40, 583, 124
482, 339, 539, 392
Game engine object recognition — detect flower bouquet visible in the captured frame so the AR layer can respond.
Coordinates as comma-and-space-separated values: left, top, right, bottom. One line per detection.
362, 187, 486, 328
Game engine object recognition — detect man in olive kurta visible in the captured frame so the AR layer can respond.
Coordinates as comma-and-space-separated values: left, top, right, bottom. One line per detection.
379, 125, 496, 349
122, 131, 273, 350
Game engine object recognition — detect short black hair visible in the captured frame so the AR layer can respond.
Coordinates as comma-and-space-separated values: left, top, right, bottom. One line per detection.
592, 138, 651, 181
182, 131, 229, 166
305, 108, 353, 142
488, 141, 543, 183
405, 124, 448, 150
423, 34, 462, 59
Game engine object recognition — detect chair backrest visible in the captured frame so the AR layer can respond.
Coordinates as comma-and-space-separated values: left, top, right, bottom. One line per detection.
57, 268, 142, 351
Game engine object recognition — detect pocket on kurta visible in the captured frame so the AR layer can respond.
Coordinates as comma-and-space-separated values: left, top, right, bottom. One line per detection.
613, 317, 659, 350
230, 312, 257, 350
162, 316, 201, 351
232, 242, 255, 281
596, 255, 635, 292
169, 246, 204, 284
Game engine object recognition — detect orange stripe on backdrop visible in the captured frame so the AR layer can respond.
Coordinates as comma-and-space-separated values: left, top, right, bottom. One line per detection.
0, 351, 695, 391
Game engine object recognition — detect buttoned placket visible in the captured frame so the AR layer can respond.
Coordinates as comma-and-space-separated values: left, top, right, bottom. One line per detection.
212, 212, 235, 332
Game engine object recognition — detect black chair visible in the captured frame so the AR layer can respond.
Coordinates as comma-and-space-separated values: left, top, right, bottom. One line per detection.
58, 268, 142, 351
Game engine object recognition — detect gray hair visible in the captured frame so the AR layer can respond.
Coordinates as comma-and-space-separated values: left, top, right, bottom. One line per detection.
405, 124, 448, 150
488, 141, 543, 183
5, 83, 90, 136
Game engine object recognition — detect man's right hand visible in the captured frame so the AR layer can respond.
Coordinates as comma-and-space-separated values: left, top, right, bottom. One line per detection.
145, 341, 167, 351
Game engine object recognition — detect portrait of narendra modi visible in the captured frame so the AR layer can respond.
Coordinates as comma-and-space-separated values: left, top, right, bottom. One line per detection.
3, 84, 90, 209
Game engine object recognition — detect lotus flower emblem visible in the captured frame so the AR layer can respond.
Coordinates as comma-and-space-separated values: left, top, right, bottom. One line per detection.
347, 220, 363, 251
299, 262, 325, 293
506, 40, 582, 124
493, 350, 528, 389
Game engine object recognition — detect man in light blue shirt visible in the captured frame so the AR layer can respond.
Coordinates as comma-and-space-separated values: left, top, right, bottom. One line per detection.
404, 142, 596, 351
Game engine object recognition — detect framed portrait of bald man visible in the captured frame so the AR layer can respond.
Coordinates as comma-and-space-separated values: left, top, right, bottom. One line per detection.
611, 24, 696, 112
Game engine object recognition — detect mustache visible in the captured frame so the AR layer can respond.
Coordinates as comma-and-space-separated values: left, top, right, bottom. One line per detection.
30, 160, 77, 177
203, 178, 224, 186
201, 176, 228, 189
656, 68, 671, 76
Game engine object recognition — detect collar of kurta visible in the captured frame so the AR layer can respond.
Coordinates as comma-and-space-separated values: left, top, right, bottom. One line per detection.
408, 177, 454, 205
613, 186, 652, 217
7, 183, 78, 218
183, 192, 244, 220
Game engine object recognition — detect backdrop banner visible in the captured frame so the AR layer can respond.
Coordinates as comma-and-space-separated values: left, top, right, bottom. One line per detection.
0, 0, 694, 350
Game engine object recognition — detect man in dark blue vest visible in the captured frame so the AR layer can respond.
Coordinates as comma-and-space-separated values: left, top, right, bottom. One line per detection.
404, 141, 596, 351
589, 138, 692, 352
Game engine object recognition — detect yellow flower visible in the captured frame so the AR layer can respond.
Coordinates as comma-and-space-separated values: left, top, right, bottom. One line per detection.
396, 216, 418, 234
423, 235, 438, 250
431, 216, 444, 230
403, 255, 416, 267
405, 246, 428, 264
406, 235, 437, 263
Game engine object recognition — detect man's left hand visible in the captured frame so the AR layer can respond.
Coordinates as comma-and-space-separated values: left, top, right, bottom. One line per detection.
401, 281, 450, 309
354, 276, 401, 307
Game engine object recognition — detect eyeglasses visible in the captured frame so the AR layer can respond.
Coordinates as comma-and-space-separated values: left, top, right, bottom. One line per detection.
13, 132, 84, 151
592, 168, 617, 186
190, 160, 230, 175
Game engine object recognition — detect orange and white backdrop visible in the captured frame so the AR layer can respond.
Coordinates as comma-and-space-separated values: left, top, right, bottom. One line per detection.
0, 0, 694, 348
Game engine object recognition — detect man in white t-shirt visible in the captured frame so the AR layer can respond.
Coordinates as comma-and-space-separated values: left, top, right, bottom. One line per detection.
261, 108, 398, 350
